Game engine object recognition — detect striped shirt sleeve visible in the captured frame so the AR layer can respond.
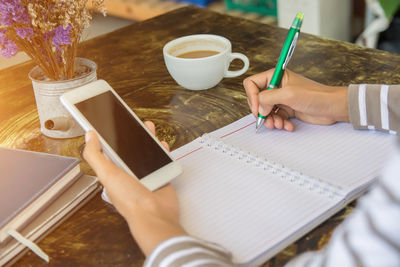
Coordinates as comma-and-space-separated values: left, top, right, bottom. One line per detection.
348, 84, 400, 134
144, 84, 400, 267
286, 139, 400, 267
145, 151, 400, 267
143, 236, 236, 267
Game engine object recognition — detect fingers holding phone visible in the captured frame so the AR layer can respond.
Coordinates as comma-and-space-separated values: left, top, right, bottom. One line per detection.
83, 130, 150, 214
60, 80, 182, 192
83, 125, 185, 256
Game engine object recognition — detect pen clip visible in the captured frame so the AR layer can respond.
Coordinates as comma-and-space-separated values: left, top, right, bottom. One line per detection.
282, 32, 299, 70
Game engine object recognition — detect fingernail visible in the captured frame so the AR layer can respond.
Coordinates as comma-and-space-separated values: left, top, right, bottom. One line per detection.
85, 131, 91, 143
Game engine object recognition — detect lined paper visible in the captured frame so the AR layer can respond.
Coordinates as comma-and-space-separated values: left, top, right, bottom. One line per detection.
171, 137, 338, 264
170, 114, 395, 264
209, 114, 396, 195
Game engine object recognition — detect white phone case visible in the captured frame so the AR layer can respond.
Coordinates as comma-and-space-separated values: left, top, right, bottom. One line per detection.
60, 80, 182, 193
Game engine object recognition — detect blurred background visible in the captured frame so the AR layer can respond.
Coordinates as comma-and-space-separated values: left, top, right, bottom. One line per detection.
1, 0, 399, 70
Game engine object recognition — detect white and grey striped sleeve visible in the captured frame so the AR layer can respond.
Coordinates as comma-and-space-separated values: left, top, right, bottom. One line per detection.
144, 85, 400, 267
286, 139, 400, 267
145, 143, 400, 267
348, 84, 400, 134
143, 236, 236, 267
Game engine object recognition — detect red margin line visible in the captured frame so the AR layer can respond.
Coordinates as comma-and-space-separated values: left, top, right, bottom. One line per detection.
176, 147, 203, 161
220, 121, 256, 139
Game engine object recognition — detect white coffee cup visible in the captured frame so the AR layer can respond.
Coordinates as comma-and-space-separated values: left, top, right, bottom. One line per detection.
163, 34, 249, 90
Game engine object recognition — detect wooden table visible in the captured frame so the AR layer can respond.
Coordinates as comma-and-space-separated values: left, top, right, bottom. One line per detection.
1, 6, 400, 266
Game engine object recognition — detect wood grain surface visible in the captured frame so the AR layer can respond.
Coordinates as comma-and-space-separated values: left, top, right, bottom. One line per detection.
1, 6, 400, 266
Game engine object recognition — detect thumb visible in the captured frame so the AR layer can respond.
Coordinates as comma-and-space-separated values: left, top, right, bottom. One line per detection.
83, 131, 110, 174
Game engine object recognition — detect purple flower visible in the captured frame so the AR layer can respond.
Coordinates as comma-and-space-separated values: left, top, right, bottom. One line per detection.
0, 30, 6, 44
0, 0, 30, 27
52, 25, 72, 49
1, 39, 18, 58
16, 27, 34, 40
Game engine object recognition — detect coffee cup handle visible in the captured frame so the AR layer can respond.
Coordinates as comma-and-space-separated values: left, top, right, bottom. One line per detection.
224, 53, 250, 78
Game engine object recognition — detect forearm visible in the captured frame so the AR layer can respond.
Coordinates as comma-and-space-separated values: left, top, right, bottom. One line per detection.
348, 84, 400, 134
126, 207, 187, 257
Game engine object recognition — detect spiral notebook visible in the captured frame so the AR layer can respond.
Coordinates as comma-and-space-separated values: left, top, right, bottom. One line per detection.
170, 114, 396, 266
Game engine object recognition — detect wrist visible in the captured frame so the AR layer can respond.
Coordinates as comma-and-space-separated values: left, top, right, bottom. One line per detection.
331, 86, 349, 123
126, 212, 186, 256
124, 200, 186, 256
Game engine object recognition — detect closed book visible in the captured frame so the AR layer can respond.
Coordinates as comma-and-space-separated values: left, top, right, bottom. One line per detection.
0, 174, 100, 266
0, 147, 81, 245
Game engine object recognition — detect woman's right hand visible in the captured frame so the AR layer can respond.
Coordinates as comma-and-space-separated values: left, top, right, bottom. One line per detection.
83, 122, 186, 257
243, 69, 349, 131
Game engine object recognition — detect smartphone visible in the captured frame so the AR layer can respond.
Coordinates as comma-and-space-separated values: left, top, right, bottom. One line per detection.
60, 80, 182, 191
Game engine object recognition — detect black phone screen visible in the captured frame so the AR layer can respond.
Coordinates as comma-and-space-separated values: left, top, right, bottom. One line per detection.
75, 91, 172, 179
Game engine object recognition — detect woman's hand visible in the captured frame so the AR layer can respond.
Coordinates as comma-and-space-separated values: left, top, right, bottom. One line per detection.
83, 121, 186, 256
243, 69, 349, 131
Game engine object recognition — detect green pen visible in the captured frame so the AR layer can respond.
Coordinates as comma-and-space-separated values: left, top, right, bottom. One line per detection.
256, 12, 304, 132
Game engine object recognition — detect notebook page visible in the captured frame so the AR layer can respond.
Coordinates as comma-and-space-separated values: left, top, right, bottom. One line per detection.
171, 138, 339, 264
208, 114, 396, 196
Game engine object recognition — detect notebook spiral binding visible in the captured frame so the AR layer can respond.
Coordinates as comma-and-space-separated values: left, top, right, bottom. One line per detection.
199, 134, 344, 199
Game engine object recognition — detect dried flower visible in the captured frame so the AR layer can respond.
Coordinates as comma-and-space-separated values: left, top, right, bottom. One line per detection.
0, 30, 6, 43
52, 25, 72, 49
1, 39, 18, 58
16, 27, 34, 40
0, 0, 106, 80
0, 0, 30, 26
